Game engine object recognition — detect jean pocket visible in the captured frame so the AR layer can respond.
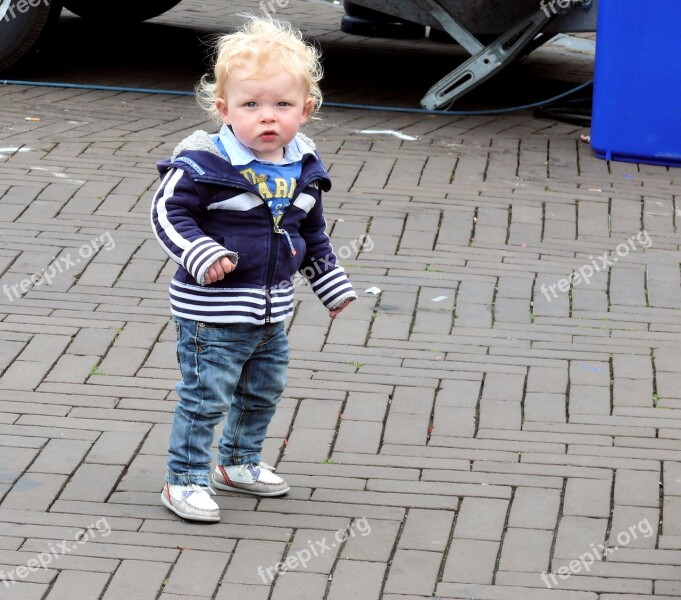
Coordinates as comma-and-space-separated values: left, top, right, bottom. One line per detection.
196, 322, 255, 348
174, 321, 183, 377
199, 321, 241, 329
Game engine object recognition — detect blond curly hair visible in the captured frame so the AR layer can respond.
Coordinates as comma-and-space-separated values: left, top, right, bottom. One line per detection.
196, 16, 323, 122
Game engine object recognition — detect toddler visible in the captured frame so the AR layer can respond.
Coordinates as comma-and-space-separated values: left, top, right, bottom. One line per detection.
151, 17, 356, 522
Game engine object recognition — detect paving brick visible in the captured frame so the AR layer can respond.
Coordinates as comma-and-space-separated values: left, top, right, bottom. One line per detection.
97, 347, 147, 376
59, 464, 124, 502
163, 549, 230, 597
86, 431, 146, 465
0, 581, 49, 599
333, 420, 382, 453
479, 400, 521, 430
563, 477, 612, 518
454, 498, 508, 541
327, 560, 385, 600
441, 538, 498, 584
341, 392, 389, 421
525, 393, 567, 423
292, 399, 341, 429
497, 570, 651, 594
0, 361, 52, 391
482, 373, 525, 402
553, 516, 608, 560
0, 448, 39, 483
44, 571, 110, 600
398, 508, 454, 552
608, 506, 658, 548
270, 572, 329, 600
340, 519, 400, 562
436, 582, 598, 599
67, 329, 116, 356
214, 583, 270, 600
614, 469, 660, 508
437, 379, 482, 407
222, 540, 287, 586
283, 428, 334, 462
101, 560, 170, 600
283, 528, 342, 575
17, 335, 71, 363
46, 354, 100, 384
1, 473, 67, 511
383, 549, 441, 596
508, 487, 561, 530
28, 439, 91, 475
568, 386, 611, 416
499, 528, 552, 572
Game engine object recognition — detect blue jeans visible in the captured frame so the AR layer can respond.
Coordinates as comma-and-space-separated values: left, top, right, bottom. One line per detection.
166, 317, 289, 486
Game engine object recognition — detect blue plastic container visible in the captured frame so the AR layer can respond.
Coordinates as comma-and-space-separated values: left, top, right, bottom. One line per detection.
591, 0, 681, 167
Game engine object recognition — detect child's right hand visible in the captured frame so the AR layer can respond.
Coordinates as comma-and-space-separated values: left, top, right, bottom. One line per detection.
204, 256, 236, 284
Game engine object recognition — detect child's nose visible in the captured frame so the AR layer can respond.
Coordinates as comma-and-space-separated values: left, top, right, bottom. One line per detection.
260, 107, 276, 121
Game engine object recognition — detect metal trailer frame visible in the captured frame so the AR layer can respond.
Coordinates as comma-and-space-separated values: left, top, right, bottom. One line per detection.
346, 0, 597, 109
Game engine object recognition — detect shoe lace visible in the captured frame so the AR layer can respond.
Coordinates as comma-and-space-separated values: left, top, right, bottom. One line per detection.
188, 483, 216, 496
237, 461, 276, 476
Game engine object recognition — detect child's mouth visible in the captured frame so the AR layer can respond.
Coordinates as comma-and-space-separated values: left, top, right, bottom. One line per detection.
260, 131, 277, 141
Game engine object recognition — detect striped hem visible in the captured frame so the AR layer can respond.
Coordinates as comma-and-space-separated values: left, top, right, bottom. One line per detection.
169, 280, 294, 324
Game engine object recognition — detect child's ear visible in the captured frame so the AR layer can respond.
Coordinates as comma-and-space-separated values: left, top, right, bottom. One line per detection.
300, 97, 315, 124
216, 98, 231, 126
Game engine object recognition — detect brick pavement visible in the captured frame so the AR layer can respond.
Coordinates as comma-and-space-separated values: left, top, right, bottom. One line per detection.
1, 1, 681, 598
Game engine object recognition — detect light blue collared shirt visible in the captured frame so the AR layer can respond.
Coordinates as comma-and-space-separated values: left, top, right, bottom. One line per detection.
214, 124, 315, 166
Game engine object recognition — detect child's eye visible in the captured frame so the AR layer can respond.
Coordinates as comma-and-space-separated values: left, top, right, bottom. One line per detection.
277, 101, 291, 107
245, 102, 257, 108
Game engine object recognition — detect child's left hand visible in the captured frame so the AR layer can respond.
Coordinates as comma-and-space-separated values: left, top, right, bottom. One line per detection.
329, 298, 353, 318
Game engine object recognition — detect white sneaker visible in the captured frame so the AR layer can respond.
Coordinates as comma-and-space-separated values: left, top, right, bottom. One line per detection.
213, 462, 290, 497
161, 482, 220, 522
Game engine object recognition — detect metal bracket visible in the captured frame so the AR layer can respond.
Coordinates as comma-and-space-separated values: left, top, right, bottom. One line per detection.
420, 3, 563, 109
413, 0, 484, 55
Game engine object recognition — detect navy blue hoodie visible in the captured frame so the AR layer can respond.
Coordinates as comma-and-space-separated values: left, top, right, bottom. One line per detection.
151, 130, 356, 324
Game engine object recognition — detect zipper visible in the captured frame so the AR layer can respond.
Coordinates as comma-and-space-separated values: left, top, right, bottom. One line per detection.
273, 173, 321, 256
264, 288, 273, 323
194, 175, 279, 322
192, 171, 325, 323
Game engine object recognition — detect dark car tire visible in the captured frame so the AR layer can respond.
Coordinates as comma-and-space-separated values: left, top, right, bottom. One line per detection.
341, 14, 425, 39
341, 2, 425, 40
63, 0, 182, 23
0, 0, 63, 72
343, 0, 399, 21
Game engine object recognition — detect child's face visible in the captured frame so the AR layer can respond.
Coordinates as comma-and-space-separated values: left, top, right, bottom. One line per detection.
217, 68, 314, 163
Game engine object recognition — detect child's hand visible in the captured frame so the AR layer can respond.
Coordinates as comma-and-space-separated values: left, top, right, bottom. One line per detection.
329, 298, 353, 318
204, 256, 235, 284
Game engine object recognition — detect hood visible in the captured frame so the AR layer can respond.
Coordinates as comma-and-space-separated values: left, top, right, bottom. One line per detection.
158, 130, 331, 192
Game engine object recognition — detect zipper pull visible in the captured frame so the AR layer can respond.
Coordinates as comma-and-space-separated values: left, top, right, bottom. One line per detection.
274, 225, 296, 257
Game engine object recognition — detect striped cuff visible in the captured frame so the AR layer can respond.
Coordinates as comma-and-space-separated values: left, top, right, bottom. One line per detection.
181, 237, 238, 286
310, 267, 357, 309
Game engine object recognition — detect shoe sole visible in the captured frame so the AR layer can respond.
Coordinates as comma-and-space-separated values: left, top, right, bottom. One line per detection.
212, 476, 290, 497
160, 491, 220, 522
